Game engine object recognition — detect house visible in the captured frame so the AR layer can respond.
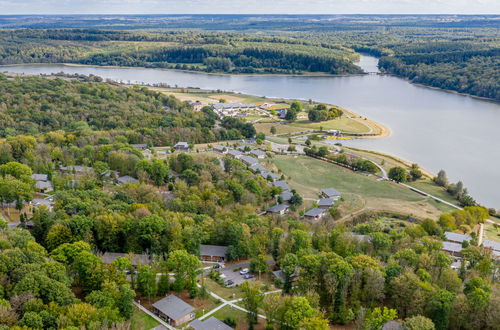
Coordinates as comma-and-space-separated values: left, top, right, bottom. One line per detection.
240, 155, 258, 166
273, 180, 290, 192
200, 244, 228, 262
174, 142, 189, 151
32, 198, 54, 211
213, 145, 227, 154
483, 240, 500, 259
249, 163, 266, 173
279, 191, 293, 203
266, 204, 290, 216
189, 101, 204, 111
442, 241, 463, 257
152, 295, 195, 327
142, 149, 152, 157
237, 145, 247, 152
250, 150, 266, 159
60, 165, 90, 173
261, 171, 279, 181
277, 109, 288, 119
304, 208, 327, 220
35, 181, 53, 193
444, 231, 471, 244
272, 270, 286, 282
99, 252, 151, 267
227, 149, 242, 159
132, 144, 148, 150
317, 198, 335, 209
117, 175, 138, 184
31, 173, 48, 181
190, 317, 233, 330
321, 188, 341, 200
212, 102, 257, 117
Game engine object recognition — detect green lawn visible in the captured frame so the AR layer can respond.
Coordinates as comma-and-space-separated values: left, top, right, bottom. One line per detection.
289, 117, 372, 134
484, 221, 500, 242
255, 122, 310, 135
130, 307, 160, 330
407, 180, 459, 205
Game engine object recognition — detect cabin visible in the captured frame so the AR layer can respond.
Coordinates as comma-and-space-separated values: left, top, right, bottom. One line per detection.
240, 155, 259, 166
444, 232, 471, 244
304, 208, 327, 220
261, 171, 279, 181
249, 163, 266, 173
174, 142, 189, 151
213, 145, 227, 154
250, 149, 266, 159
227, 149, 243, 159
279, 191, 293, 203
152, 295, 195, 327
317, 198, 335, 209
35, 180, 53, 193
99, 252, 151, 267
266, 204, 290, 216
442, 241, 463, 257
321, 188, 341, 200
200, 244, 228, 262
190, 317, 234, 330
117, 175, 138, 184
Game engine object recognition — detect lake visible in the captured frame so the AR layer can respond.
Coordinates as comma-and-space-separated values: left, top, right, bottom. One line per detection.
2, 56, 500, 208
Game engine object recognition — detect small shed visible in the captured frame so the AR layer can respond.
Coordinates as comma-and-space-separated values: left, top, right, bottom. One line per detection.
152, 294, 195, 326
200, 244, 228, 262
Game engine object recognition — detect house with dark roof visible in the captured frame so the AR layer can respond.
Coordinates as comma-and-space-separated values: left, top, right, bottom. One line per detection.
227, 149, 242, 159
174, 142, 189, 151
317, 198, 335, 209
444, 231, 471, 244
279, 191, 293, 203
250, 150, 266, 159
190, 317, 233, 330
200, 244, 228, 262
152, 295, 195, 326
240, 155, 258, 166
266, 204, 289, 216
99, 252, 150, 267
249, 163, 266, 173
304, 208, 327, 220
442, 241, 463, 257
321, 188, 341, 200
261, 171, 278, 181
117, 175, 138, 184
273, 180, 290, 192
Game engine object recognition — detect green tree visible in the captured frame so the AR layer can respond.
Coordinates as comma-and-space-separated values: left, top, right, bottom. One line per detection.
403, 315, 436, 330
388, 166, 408, 182
426, 290, 454, 330
136, 265, 157, 300
240, 281, 263, 325
167, 249, 200, 292
364, 307, 398, 330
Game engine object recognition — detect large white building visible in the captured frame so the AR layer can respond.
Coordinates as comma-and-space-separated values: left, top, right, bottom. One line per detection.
212, 102, 257, 117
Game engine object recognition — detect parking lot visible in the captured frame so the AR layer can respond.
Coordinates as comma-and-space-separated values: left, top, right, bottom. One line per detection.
220, 267, 256, 286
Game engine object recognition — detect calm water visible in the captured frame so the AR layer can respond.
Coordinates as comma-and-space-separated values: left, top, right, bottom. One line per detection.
3, 57, 500, 208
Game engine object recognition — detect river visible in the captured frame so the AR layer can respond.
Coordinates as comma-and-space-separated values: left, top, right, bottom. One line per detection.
2, 56, 500, 208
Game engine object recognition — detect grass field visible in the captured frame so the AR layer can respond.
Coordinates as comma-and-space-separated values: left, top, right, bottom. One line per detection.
130, 307, 160, 330
289, 117, 372, 134
212, 305, 268, 330
270, 155, 454, 219
484, 221, 500, 242
254, 122, 309, 135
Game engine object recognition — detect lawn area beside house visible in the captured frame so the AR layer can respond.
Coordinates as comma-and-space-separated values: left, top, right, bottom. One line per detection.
130, 307, 160, 330
268, 155, 454, 219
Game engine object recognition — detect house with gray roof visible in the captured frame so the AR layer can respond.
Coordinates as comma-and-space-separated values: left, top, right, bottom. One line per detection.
261, 171, 278, 181
35, 180, 53, 193
317, 198, 335, 209
213, 145, 227, 154
151, 325, 169, 330
190, 317, 233, 330
240, 155, 258, 166
483, 240, 500, 254
304, 208, 327, 220
321, 188, 341, 200
227, 149, 242, 159
117, 175, 138, 184
250, 150, 266, 159
200, 244, 228, 262
174, 142, 189, 151
442, 241, 463, 256
444, 231, 471, 244
60, 165, 91, 173
152, 294, 195, 326
273, 180, 290, 192
249, 163, 266, 173
31, 173, 48, 181
266, 204, 289, 216
280, 191, 293, 203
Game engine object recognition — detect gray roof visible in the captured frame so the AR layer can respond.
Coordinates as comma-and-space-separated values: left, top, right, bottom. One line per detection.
8, 222, 20, 229
240, 155, 258, 165
212, 102, 255, 110
31, 173, 48, 181
174, 142, 189, 148
250, 150, 266, 157
321, 188, 341, 198
99, 252, 150, 266
273, 180, 290, 191
280, 191, 293, 202
249, 163, 266, 173
272, 270, 286, 281
60, 165, 90, 172
318, 198, 334, 207
213, 145, 226, 152
442, 241, 463, 253
261, 172, 278, 181
151, 325, 169, 330
132, 144, 148, 149
117, 175, 138, 184
32, 198, 53, 208
227, 149, 242, 157
267, 204, 289, 213
304, 208, 326, 218
483, 239, 500, 251
35, 181, 52, 190
152, 295, 195, 320
444, 231, 471, 243
200, 244, 228, 258
190, 317, 233, 330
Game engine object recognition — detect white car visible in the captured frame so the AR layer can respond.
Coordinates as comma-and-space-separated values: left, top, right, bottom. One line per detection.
239, 268, 249, 275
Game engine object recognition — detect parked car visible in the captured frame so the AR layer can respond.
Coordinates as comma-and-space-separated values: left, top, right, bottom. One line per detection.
244, 274, 254, 279
239, 268, 250, 275
225, 279, 234, 287
213, 264, 221, 269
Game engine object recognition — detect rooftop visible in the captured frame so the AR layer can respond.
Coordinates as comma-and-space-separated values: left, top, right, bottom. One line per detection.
152, 295, 195, 321
280, 191, 293, 201
117, 175, 138, 184
227, 149, 242, 157
321, 188, 341, 198
267, 204, 289, 213
212, 102, 255, 110
250, 150, 266, 157
249, 163, 266, 173
31, 173, 48, 181
174, 142, 189, 148
261, 171, 278, 181
318, 197, 335, 207
273, 180, 290, 191
200, 244, 228, 258
240, 155, 258, 165
444, 231, 471, 243
190, 317, 233, 330
483, 239, 500, 251
35, 181, 52, 190
304, 208, 326, 217
442, 241, 463, 253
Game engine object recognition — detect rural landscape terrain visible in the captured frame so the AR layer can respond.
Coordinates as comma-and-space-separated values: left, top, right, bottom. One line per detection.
0, 12, 499, 330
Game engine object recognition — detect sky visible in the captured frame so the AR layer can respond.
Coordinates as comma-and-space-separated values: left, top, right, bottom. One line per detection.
0, 0, 499, 15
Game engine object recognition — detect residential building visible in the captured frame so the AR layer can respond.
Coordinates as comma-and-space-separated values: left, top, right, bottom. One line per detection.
249, 163, 266, 173
60, 165, 91, 173
190, 317, 233, 330
32, 198, 54, 211
304, 208, 327, 220
117, 175, 138, 184
266, 204, 290, 216
189, 101, 204, 111
317, 198, 335, 209
261, 171, 279, 181
212, 102, 257, 117
279, 191, 293, 203
321, 188, 341, 200
152, 295, 195, 327
240, 155, 258, 166
31, 173, 48, 181
444, 231, 471, 244
250, 149, 266, 159
273, 180, 290, 192
200, 244, 228, 262
483, 240, 500, 259
442, 241, 463, 257
99, 252, 150, 267
174, 142, 189, 151
213, 145, 227, 154
35, 181, 53, 193
227, 149, 242, 159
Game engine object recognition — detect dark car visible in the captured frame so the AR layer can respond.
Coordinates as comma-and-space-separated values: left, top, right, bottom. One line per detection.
225, 279, 235, 287
243, 274, 254, 279
213, 264, 221, 269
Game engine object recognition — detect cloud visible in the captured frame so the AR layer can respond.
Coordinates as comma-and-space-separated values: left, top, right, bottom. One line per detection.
0, 0, 499, 14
